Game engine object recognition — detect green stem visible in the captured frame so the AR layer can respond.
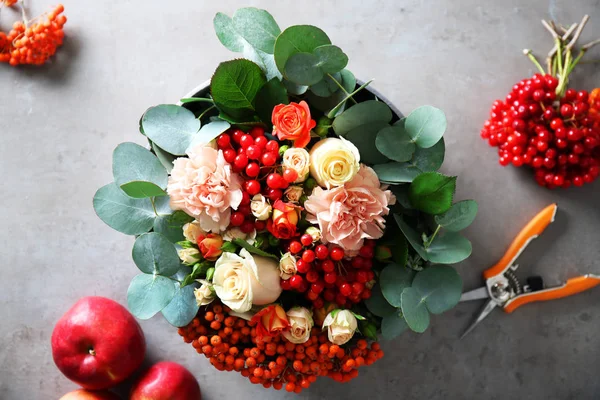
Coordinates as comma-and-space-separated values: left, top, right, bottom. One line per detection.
180, 97, 215, 104
327, 73, 357, 104
555, 38, 564, 76
197, 105, 216, 120
523, 50, 545, 74
424, 225, 441, 249
149, 197, 158, 216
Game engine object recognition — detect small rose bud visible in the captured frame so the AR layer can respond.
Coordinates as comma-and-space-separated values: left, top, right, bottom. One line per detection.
278, 144, 290, 157
178, 247, 201, 265
375, 245, 392, 261
305, 226, 321, 242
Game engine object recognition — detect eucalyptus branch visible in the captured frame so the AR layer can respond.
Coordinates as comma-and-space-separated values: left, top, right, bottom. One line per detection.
424, 225, 441, 249
565, 15, 589, 52
327, 73, 357, 104
149, 197, 158, 216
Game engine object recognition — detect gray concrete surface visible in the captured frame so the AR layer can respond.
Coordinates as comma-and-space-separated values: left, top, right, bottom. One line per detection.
2, 0, 600, 399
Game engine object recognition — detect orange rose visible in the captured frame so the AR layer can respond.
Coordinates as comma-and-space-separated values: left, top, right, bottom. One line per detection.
272, 101, 316, 148
197, 233, 223, 261
251, 304, 289, 338
267, 200, 302, 239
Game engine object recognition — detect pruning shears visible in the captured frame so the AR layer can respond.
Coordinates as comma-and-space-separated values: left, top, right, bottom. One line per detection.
460, 203, 600, 338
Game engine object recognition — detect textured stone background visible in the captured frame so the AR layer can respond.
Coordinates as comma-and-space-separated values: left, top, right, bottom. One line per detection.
1, 0, 600, 399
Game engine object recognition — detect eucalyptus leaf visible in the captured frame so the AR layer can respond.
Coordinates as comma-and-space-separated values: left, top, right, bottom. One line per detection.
400, 287, 430, 333
112, 142, 168, 192
93, 183, 157, 235
427, 232, 472, 264
364, 283, 396, 318
372, 162, 421, 183
274, 25, 331, 74
405, 105, 447, 148
391, 185, 412, 209
127, 274, 176, 320
232, 7, 280, 54
380, 264, 413, 307
132, 232, 181, 276
381, 313, 409, 340
346, 121, 389, 165
283, 79, 308, 95
285, 52, 325, 86
310, 72, 341, 97
153, 211, 194, 243
434, 200, 478, 232
376, 125, 416, 162
151, 142, 176, 173
141, 105, 200, 156
210, 59, 266, 120
255, 78, 289, 124
161, 283, 200, 327
332, 100, 393, 136
214, 12, 245, 52
409, 172, 456, 215
412, 266, 463, 314
409, 137, 445, 172
312, 44, 348, 73
394, 215, 429, 261
232, 238, 278, 259
186, 120, 231, 152
326, 79, 373, 119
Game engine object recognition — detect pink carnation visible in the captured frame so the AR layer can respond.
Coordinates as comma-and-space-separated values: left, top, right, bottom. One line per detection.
304, 165, 396, 255
167, 144, 243, 233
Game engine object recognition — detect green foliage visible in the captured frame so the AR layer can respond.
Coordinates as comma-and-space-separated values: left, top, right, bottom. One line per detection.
284, 45, 348, 86
151, 142, 176, 173
365, 284, 396, 318
381, 313, 409, 340
404, 105, 447, 148
119, 181, 167, 198
332, 100, 392, 136
132, 233, 181, 276
112, 143, 168, 197
426, 232, 472, 264
232, 238, 278, 259
231, 7, 281, 54
391, 235, 408, 268
400, 287, 430, 333
394, 215, 430, 261
409, 138, 445, 172
435, 200, 478, 232
326, 79, 373, 119
153, 211, 194, 243
411, 266, 463, 314
408, 172, 456, 215
310, 72, 341, 97
372, 162, 421, 184
211, 59, 267, 120
372, 139, 445, 184
181, 262, 212, 287
274, 25, 331, 74
380, 264, 413, 307
127, 273, 176, 320
255, 78, 289, 124
141, 105, 200, 156
161, 283, 200, 327
186, 120, 231, 152
345, 121, 389, 165
376, 125, 416, 162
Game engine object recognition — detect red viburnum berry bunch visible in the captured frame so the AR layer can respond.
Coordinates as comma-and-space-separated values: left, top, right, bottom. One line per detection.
481, 16, 600, 189
0, 2, 66, 66
281, 237, 375, 309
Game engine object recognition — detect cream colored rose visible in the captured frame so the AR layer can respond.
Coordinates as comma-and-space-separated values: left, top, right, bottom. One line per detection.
222, 227, 256, 245
305, 227, 321, 242
279, 252, 297, 279
251, 194, 272, 220
182, 220, 204, 243
212, 248, 282, 312
194, 279, 215, 306
322, 309, 358, 345
309, 137, 360, 188
282, 307, 314, 344
178, 247, 200, 265
282, 148, 310, 183
284, 186, 304, 203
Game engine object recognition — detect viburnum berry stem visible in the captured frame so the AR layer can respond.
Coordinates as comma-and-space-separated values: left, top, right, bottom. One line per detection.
523, 49, 546, 74
565, 15, 589, 53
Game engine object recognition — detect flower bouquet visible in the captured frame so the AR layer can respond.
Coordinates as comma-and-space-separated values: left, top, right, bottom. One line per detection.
93, 7, 477, 393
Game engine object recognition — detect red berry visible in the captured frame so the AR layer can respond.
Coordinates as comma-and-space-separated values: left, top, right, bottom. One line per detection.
358, 246, 374, 259
330, 247, 344, 261
261, 152, 277, 166
550, 118, 563, 130
321, 259, 335, 273
302, 250, 315, 263
246, 145, 262, 160
244, 180, 261, 196
239, 134, 254, 149
296, 259, 311, 273
255, 220, 266, 231
267, 173, 284, 189
230, 212, 244, 226
300, 234, 313, 246
281, 279, 292, 290
217, 133, 231, 149
223, 148, 237, 163
560, 104, 574, 118
310, 281, 325, 294
315, 245, 329, 260
240, 191, 251, 205
249, 126, 265, 138
283, 168, 299, 183
356, 270, 369, 283
246, 162, 260, 177
339, 283, 352, 296
231, 129, 244, 143
266, 188, 283, 202
255, 136, 268, 148
306, 270, 319, 283
352, 282, 364, 295
324, 272, 337, 284
241, 220, 255, 233
289, 241, 302, 254
266, 140, 279, 153
290, 275, 303, 289
234, 153, 248, 169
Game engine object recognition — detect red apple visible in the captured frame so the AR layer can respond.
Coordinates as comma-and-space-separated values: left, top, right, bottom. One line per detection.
130, 361, 201, 400
51, 296, 146, 390
59, 389, 121, 400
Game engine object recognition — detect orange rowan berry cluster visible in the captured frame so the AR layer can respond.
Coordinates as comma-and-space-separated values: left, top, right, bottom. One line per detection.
2, 0, 19, 7
0, 4, 66, 66
177, 302, 384, 393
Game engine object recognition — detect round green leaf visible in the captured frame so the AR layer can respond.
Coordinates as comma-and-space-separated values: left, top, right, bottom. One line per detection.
211, 59, 267, 120
256, 78, 289, 124
412, 266, 463, 314
186, 120, 231, 153
313, 44, 348, 74
285, 53, 324, 86
310, 72, 341, 97
113, 142, 168, 192
408, 172, 456, 215
93, 183, 157, 235
132, 233, 181, 276
365, 283, 396, 318
400, 287, 430, 333
435, 200, 478, 232
376, 125, 416, 162
119, 181, 167, 198
346, 121, 389, 165
151, 142, 176, 173
394, 215, 429, 261
283, 79, 308, 95
381, 313, 409, 340
161, 283, 200, 327
427, 232, 472, 264
405, 105, 447, 149
410, 137, 445, 172
380, 264, 414, 307
213, 12, 245, 52
274, 25, 331, 74
127, 274, 176, 320
141, 105, 200, 156
232, 7, 280, 54
373, 162, 421, 183
332, 100, 393, 136
154, 211, 194, 243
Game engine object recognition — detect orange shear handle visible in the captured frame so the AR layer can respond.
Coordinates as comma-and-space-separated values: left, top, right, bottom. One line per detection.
504, 275, 600, 313
483, 204, 558, 280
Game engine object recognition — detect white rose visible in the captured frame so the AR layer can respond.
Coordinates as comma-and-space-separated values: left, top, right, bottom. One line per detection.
322, 309, 358, 345
305, 227, 321, 242
182, 220, 204, 243
212, 248, 282, 312
194, 280, 215, 306
284, 186, 304, 203
222, 227, 256, 245
251, 194, 272, 221
309, 137, 360, 188
279, 252, 297, 279
178, 247, 200, 265
282, 148, 310, 183
282, 307, 314, 344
